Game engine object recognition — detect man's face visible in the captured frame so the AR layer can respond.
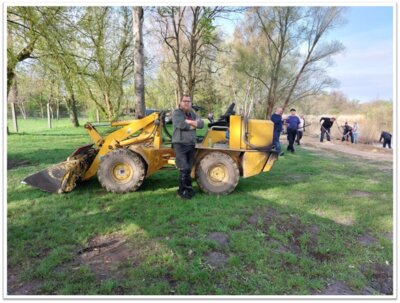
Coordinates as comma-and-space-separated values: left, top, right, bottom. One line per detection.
276, 108, 283, 115
180, 96, 192, 111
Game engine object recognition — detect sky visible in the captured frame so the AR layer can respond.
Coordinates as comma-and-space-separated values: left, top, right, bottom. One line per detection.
215, 6, 394, 103
326, 6, 394, 102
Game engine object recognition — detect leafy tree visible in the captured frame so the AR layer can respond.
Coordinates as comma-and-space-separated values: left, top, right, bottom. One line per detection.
233, 7, 345, 118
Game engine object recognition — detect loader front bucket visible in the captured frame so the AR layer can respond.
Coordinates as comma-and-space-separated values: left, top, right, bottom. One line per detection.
22, 144, 97, 194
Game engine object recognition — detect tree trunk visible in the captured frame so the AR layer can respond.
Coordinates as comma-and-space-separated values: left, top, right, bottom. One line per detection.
18, 102, 27, 119
56, 98, 60, 120
10, 102, 18, 133
96, 108, 100, 123
8, 79, 19, 132
63, 94, 80, 127
40, 103, 44, 118
69, 99, 80, 127
265, 102, 274, 120
133, 6, 146, 118
47, 101, 52, 129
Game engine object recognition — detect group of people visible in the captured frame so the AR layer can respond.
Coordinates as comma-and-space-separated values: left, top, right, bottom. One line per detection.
340, 121, 359, 144
319, 118, 359, 144
271, 107, 305, 154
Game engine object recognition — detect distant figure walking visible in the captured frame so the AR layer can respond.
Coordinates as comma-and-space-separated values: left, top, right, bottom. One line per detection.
341, 122, 354, 143
296, 114, 305, 145
285, 108, 300, 153
352, 122, 359, 144
379, 131, 392, 149
319, 117, 336, 142
271, 107, 284, 156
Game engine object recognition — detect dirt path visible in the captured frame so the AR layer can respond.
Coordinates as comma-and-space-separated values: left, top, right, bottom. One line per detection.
298, 135, 393, 162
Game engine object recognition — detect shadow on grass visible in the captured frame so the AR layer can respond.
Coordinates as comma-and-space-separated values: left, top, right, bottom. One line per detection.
8, 149, 78, 166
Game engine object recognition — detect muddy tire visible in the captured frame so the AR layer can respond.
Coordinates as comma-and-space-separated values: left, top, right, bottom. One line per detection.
195, 152, 239, 195
98, 149, 146, 193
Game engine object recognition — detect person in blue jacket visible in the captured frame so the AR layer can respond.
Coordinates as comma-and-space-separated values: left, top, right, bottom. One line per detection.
271, 107, 284, 156
285, 108, 300, 153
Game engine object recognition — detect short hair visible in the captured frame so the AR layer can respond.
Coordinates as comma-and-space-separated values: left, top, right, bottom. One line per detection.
181, 95, 191, 101
290, 108, 296, 112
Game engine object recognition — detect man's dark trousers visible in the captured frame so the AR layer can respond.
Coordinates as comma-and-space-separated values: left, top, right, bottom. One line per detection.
320, 127, 331, 142
287, 129, 297, 152
273, 130, 281, 153
173, 143, 196, 197
383, 139, 391, 149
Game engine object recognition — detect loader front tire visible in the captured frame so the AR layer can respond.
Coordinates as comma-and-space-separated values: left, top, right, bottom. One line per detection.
195, 152, 239, 195
98, 149, 146, 193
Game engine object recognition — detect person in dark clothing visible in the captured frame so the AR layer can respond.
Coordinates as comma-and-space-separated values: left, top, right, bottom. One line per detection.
379, 131, 392, 149
271, 107, 284, 156
285, 108, 300, 153
172, 95, 204, 199
319, 117, 336, 142
341, 122, 354, 143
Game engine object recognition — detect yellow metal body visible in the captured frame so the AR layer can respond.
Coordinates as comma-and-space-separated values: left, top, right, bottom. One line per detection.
82, 113, 173, 181
196, 115, 277, 179
81, 112, 277, 186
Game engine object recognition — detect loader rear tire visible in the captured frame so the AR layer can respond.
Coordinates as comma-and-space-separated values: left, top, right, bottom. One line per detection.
98, 149, 146, 193
195, 152, 239, 195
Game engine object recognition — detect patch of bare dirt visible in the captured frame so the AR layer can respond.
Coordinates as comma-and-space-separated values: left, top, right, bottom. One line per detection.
75, 232, 157, 281
316, 281, 355, 295
7, 159, 31, 170
207, 232, 229, 247
360, 263, 393, 295
357, 232, 378, 247
351, 190, 372, 197
313, 280, 377, 295
7, 267, 42, 295
248, 213, 259, 225
205, 252, 228, 268
263, 207, 279, 227
382, 232, 392, 241
251, 208, 331, 260
301, 136, 393, 162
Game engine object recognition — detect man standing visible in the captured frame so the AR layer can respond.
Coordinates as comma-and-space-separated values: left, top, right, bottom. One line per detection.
271, 107, 284, 156
172, 95, 204, 199
319, 117, 336, 142
379, 131, 392, 149
285, 108, 300, 153
296, 114, 305, 145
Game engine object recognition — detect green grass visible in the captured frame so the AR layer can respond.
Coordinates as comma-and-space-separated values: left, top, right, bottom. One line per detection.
7, 118, 393, 295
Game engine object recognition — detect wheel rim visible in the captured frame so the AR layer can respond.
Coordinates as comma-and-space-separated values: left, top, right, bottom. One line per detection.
111, 162, 133, 183
208, 164, 227, 183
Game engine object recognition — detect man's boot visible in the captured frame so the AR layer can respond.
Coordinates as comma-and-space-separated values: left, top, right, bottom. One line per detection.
183, 169, 195, 198
177, 170, 190, 199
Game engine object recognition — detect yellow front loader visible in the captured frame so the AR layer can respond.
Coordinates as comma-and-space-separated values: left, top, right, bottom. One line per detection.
23, 104, 279, 195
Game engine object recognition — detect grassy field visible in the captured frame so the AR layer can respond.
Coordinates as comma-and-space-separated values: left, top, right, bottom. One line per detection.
7, 118, 393, 296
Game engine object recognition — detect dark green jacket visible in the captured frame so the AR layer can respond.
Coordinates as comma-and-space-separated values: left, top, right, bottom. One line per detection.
172, 108, 204, 145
